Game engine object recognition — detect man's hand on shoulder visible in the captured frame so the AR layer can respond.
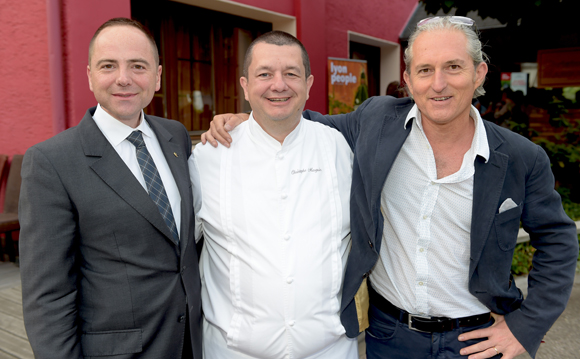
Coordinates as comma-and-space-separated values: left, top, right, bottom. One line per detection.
201, 113, 250, 148
458, 314, 526, 359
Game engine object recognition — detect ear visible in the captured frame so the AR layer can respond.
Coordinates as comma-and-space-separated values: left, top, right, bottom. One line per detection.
87, 65, 94, 92
240, 77, 250, 102
403, 71, 413, 97
156, 65, 162, 91
474, 62, 488, 88
305, 75, 314, 100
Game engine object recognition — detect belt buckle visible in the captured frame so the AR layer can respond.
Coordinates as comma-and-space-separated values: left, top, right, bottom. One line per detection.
408, 314, 432, 333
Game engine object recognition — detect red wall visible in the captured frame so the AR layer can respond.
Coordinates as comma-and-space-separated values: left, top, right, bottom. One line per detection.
0, 0, 53, 156
233, 0, 416, 113
231, 0, 295, 16
0, 0, 416, 209
326, 0, 417, 56
62, 0, 131, 127
0, 0, 52, 212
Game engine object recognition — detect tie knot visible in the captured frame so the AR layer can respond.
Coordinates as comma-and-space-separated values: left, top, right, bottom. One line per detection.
126, 131, 145, 148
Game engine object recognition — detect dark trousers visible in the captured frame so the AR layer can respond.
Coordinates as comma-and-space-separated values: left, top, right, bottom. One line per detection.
365, 304, 501, 359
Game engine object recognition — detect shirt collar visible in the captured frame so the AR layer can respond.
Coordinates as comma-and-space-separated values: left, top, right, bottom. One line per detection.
93, 104, 153, 146
404, 103, 489, 163
248, 112, 304, 151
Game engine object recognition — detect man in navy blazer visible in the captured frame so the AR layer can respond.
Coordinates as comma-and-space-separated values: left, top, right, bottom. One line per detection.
302, 18, 578, 359
19, 18, 202, 358
203, 16, 577, 359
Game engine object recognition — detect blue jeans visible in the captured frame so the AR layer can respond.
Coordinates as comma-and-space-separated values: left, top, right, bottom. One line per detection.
365, 304, 500, 359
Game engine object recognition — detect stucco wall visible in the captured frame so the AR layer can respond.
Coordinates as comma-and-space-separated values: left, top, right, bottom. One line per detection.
0, 0, 417, 210
326, 0, 417, 59
62, 0, 131, 127
0, 0, 53, 155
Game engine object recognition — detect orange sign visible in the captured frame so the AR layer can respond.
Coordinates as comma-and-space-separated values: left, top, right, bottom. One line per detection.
328, 58, 368, 114
537, 47, 580, 88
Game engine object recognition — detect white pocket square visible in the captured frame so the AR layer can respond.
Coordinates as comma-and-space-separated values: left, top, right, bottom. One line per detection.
499, 198, 518, 213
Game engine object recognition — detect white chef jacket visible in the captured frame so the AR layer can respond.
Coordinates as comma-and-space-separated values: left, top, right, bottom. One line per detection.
371, 104, 490, 318
189, 114, 356, 359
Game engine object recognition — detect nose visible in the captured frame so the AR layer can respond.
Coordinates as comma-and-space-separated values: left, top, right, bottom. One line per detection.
270, 72, 289, 92
116, 68, 132, 87
431, 69, 447, 93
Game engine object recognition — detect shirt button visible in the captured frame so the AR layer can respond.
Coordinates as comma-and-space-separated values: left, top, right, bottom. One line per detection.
288, 320, 295, 327
277, 154, 284, 160
286, 277, 294, 284
368, 240, 373, 249
283, 234, 290, 241
178, 315, 186, 323
281, 193, 288, 199
419, 282, 424, 286
423, 215, 428, 219
419, 248, 424, 252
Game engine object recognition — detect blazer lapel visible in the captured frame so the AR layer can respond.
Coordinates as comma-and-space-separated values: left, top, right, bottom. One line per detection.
469, 123, 509, 277
147, 116, 192, 254
78, 109, 177, 245
370, 103, 413, 211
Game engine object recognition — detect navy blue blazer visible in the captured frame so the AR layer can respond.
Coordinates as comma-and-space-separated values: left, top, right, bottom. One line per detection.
304, 96, 578, 357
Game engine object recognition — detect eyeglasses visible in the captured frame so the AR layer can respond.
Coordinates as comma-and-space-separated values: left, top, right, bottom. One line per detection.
417, 16, 475, 27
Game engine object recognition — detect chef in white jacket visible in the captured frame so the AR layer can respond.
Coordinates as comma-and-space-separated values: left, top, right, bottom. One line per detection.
189, 31, 357, 359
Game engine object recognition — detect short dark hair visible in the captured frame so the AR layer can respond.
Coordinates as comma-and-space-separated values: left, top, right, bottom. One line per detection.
243, 31, 311, 79
88, 17, 159, 66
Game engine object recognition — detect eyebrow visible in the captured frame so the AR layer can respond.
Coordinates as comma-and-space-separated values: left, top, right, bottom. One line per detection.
414, 59, 466, 69
95, 58, 151, 67
444, 59, 466, 65
254, 64, 303, 75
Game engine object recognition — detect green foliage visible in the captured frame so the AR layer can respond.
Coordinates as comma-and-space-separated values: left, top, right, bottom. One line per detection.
532, 102, 580, 202
511, 242, 536, 276
510, 201, 580, 275
560, 188, 580, 221
420, 0, 575, 29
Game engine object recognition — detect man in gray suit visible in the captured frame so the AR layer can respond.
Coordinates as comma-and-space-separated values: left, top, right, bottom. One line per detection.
19, 18, 201, 358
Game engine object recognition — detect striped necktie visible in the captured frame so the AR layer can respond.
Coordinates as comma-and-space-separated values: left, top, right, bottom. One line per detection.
126, 130, 179, 242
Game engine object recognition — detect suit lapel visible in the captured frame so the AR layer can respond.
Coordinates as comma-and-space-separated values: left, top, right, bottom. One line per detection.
469, 123, 509, 277
370, 103, 413, 210
147, 116, 192, 254
78, 109, 178, 246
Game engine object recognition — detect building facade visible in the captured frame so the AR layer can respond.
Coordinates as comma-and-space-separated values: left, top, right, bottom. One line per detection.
0, 0, 417, 156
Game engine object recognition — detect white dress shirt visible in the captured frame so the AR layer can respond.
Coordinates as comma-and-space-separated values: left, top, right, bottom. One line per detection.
92, 104, 181, 237
371, 104, 490, 318
190, 115, 357, 359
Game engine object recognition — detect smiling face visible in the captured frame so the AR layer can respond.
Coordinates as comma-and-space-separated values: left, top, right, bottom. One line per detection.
240, 42, 314, 129
403, 28, 487, 127
87, 25, 161, 127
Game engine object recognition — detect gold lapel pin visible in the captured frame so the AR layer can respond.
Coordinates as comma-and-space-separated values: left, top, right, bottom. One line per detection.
174, 152, 178, 157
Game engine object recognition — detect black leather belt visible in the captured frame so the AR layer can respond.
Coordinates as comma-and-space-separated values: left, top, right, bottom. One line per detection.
369, 285, 491, 333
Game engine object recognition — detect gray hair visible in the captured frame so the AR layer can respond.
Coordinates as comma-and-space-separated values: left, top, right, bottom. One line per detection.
404, 17, 488, 98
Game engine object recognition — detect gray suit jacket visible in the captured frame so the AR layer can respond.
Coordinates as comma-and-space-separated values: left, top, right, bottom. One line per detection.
304, 96, 578, 358
19, 107, 202, 358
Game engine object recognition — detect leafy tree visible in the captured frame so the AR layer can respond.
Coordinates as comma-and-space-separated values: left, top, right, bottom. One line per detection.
420, 0, 576, 30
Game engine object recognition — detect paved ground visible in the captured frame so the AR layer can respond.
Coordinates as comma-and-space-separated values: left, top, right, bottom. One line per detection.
514, 265, 580, 359
1, 262, 578, 358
